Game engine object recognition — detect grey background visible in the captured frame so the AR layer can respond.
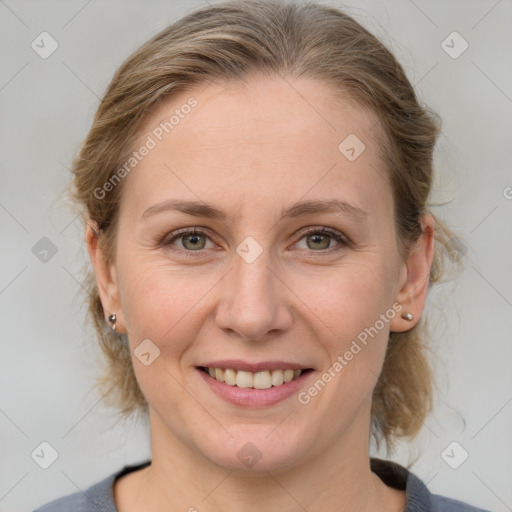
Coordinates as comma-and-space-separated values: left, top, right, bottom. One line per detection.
1, 0, 511, 510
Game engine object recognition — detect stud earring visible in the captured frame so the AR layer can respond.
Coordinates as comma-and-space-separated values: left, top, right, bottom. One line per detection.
401, 312, 414, 321
108, 313, 117, 331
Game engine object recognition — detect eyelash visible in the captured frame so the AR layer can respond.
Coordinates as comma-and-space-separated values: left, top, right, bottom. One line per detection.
160, 227, 348, 257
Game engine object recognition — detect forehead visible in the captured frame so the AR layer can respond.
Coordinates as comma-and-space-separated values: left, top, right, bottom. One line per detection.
121, 75, 391, 224
142, 75, 379, 148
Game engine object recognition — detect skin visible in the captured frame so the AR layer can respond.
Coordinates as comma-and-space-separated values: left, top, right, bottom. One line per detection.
87, 74, 435, 511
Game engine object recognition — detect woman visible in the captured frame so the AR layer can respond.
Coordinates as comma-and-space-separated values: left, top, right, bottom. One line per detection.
34, 1, 489, 510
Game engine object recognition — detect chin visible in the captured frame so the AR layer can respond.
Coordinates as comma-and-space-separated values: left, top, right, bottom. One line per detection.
196, 423, 311, 473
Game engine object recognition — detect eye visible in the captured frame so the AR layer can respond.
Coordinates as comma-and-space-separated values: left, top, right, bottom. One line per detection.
163, 228, 215, 252
294, 227, 347, 251
161, 226, 348, 256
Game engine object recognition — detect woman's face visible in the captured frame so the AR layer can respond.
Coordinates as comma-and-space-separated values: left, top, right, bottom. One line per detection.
93, 75, 432, 471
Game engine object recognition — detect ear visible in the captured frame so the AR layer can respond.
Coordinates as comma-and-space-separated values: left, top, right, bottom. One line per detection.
389, 213, 436, 333
86, 220, 126, 333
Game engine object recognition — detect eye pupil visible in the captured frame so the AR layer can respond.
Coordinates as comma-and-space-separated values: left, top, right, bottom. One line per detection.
307, 233, 330, 250
183, 234, 206, 250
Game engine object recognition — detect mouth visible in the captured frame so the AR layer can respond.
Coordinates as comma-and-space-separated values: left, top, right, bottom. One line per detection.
197, 366, 313, 389
196, 359, 316, 407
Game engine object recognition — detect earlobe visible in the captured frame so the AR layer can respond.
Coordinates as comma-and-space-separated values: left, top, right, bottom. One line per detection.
390, 214, 436, 333
85, 221, 126, 333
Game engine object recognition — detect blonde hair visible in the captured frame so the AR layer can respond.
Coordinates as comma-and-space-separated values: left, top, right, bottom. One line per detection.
70, 0, 459, 452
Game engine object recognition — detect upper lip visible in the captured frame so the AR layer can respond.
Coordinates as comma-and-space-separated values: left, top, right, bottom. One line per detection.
198, 360, 313, 372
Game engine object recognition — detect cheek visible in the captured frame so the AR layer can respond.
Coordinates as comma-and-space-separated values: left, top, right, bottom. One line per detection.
117, 235, 397, 400
116, 253, 228, 364
118, 244, 396, 358
296, 258, 395, 336
117, 256, 174, 329
296, 262, 395, 398
116, 259, 213, 413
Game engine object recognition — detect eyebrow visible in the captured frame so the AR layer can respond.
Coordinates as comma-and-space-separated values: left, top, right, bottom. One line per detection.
140, 198, 369, 222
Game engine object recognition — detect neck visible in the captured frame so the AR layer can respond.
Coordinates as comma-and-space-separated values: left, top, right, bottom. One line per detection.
122, 407, 402, 512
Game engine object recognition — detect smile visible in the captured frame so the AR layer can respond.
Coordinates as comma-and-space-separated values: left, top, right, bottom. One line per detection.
198, 366, 310, 389
196, 363, 315, 407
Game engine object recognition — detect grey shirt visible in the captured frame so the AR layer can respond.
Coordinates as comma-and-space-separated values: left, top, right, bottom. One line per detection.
33, 458, 491, 511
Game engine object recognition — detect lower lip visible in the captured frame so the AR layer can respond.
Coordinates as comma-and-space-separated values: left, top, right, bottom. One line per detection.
197, 369, 313, 407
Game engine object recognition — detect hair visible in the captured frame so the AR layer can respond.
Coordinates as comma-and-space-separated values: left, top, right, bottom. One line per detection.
69, 0, 460, 453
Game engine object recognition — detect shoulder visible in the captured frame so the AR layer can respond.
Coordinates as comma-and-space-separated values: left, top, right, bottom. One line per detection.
370, 458, 491, 512
32, 460, 151, 512
430, 493, 492, 512
32, 474, 116, 512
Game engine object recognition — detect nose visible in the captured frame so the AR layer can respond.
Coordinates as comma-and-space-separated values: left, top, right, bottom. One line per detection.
214, 244, 293, 342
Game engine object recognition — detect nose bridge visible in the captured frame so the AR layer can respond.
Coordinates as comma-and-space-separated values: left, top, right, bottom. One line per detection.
215, 238, 289, 340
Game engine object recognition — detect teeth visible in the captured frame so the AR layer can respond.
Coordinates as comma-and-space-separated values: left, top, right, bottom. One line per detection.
203, 367, 305, 388
271, 369, 284, 387
224, 368, 236, 386
253, 371, 272, 389
283, 369, 295, 383
214, 368, 224, 383
236, 370, 253, 388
